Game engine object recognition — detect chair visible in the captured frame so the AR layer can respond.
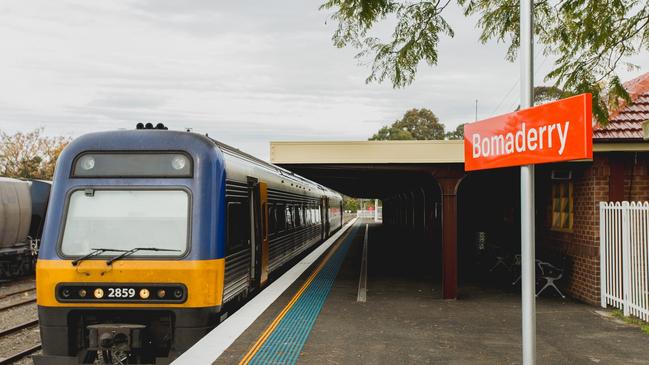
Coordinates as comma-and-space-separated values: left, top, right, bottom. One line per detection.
489, 255, 510, 272
535, 260, 565, 298
488, 244, 511, 273
511, 256, 544, 286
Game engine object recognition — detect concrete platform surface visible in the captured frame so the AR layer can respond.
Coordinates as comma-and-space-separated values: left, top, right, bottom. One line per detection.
215, 221, 649, 364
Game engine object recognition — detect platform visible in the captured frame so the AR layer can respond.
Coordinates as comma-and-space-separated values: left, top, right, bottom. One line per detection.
180, 220, 649, 364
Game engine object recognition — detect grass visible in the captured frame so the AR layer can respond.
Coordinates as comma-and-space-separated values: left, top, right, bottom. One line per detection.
611, 309, 649, 335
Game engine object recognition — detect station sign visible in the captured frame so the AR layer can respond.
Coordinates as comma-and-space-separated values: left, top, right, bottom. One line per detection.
464, 93, 593, 171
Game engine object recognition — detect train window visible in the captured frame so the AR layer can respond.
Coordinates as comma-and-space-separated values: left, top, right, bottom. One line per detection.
60, 189, 189, 257
268, 204, 277, 235
294, 206, 302, 227
227, 201, 250, 254
72, 153, 192, 178
276, 204, 286, 231
285, 205, 293, 229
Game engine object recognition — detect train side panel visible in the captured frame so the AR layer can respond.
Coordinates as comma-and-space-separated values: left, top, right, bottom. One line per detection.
0, 177, 32, 247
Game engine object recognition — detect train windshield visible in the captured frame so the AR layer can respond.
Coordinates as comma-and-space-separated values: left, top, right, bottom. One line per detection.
60, 189, 189, 257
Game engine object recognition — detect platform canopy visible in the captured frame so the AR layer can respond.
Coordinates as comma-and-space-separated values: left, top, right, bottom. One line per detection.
269, 140, 464, 198
270, 140, 464, 165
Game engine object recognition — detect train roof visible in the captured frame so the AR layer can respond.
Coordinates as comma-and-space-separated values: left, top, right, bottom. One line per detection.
209, 138, 332, 193
60, 128, 340, 198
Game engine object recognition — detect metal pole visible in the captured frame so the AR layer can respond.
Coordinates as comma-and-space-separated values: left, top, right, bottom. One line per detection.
520, 0, 536, 364
374, 199, 379, 222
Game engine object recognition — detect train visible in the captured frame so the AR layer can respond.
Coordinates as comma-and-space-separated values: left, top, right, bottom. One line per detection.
35, 124, 343, 365
0, 177, 51, 278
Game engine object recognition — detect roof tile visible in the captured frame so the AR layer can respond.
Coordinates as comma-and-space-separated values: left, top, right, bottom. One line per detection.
594, 72, 649, 141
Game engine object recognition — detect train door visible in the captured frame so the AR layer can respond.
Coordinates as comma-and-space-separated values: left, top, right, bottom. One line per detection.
321, 197, 330, 237
223, 180, 252, 303
247, 178, 260, 289
258, 182, 269, 286
248, 178, 269, 289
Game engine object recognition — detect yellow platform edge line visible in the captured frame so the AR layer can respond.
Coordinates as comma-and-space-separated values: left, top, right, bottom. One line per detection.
238, 228, 354, 365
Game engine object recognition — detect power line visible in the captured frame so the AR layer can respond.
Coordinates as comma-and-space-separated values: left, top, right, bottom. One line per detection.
492, 51, 551, 115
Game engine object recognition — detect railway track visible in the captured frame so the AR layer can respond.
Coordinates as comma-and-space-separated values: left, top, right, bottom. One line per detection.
0, 319, 40, 364
0, 283, 40, 364
0, 297, 36, 312
0, 287, 35, 301
0, 344, 41, 365
0, 286, 37, 315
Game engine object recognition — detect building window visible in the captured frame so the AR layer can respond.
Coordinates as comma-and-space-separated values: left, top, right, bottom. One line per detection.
551, 180, 573, 231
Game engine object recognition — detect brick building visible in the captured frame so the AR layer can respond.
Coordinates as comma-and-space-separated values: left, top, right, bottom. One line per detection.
536, 72, 649, 304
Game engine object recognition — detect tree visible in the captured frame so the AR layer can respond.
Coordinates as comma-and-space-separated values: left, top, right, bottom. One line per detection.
534, 86, 565, 105
445, 123, 465, 140
513, 86, 566, 110
369, 125, 415, 140
320, 0, 649, 124
0, 129, 71, 180
344, 197, 360, 211
370, 108, 445, 140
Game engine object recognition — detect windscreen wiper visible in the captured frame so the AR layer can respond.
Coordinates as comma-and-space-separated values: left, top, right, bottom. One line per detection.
71, 248, 128, 266
105, 247, 181, 265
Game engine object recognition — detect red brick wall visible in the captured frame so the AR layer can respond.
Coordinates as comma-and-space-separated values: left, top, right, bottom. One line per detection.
538, 152, 649, 305
627, 152, 649, 202
538, 157, 604, 304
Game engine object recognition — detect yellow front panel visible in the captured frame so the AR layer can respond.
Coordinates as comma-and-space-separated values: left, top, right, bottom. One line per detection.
36, 259, 224, 308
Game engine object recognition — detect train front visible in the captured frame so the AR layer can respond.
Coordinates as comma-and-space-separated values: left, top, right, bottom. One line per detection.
35, 128, 226, 365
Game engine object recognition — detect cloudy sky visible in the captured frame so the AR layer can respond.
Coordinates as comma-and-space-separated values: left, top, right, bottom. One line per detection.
1, 1, 648, 160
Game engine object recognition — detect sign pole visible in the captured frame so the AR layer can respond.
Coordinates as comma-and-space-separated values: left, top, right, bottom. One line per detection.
520, 0, 536, 364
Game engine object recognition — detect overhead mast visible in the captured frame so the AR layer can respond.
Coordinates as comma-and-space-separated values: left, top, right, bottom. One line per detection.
520, 0, 536, 364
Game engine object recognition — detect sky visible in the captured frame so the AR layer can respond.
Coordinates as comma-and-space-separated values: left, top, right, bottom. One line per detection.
1, 1, 648, 160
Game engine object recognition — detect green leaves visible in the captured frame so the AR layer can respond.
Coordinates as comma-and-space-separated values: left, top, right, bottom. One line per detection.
445, 123, 465, 140
322, 0, 649, 125
369, 108, 446, 140
323, 0, 454, 88
462, 0, 644, 123
0, 128, 70, 180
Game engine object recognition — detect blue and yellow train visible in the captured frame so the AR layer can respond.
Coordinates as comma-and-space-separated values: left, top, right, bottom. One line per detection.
35, 124, 343, 364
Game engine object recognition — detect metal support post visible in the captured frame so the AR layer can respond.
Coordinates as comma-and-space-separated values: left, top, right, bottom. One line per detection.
374, 199, 379, 222
520, 0, 536, 364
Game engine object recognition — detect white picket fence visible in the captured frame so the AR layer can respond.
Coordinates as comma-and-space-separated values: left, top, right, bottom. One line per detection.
600, 201, 649, 321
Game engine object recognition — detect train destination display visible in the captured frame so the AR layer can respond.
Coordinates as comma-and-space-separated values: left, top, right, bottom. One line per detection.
463, 93, 593, 171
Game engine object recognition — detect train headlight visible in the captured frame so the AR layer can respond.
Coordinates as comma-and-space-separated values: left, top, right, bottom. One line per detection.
79, 289, 87, 298
139, 288, 150, 299
157, 289, 166, 298
62, 289, 71, 298
171, 155, 187, 170
173, 289, 183, 299
79, 155, 95, 170
93, 288, 104, 299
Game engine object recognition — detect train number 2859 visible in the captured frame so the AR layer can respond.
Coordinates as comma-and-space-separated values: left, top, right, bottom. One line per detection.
107, 288, 136, 298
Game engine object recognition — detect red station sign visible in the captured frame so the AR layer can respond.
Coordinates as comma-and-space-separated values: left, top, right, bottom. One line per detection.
464, 93, 593, 171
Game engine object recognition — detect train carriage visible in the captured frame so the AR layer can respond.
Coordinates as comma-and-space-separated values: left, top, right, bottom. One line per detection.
0, 178, 51, 278
35, 125, 342, 365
